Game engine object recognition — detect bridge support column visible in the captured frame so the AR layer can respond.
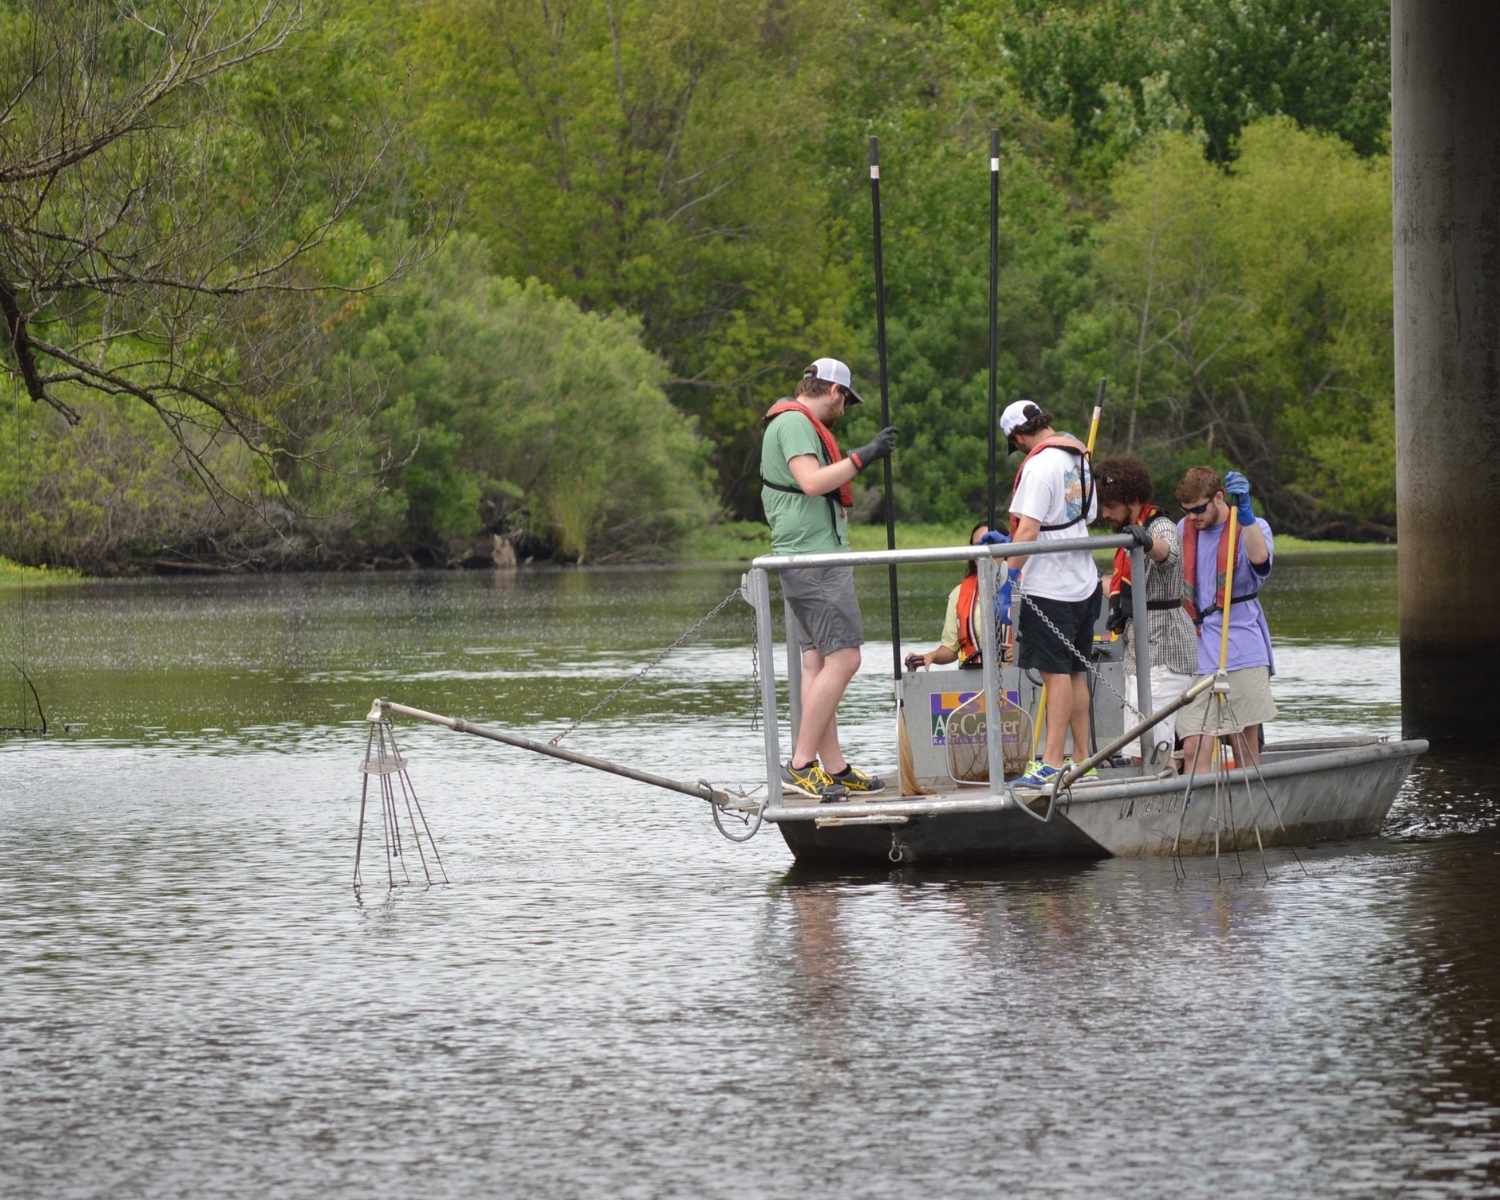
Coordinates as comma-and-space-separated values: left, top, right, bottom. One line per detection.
1393, 1, 1500, 744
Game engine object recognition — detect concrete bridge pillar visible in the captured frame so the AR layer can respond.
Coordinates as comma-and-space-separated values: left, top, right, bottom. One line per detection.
1393, 1, 1500, 744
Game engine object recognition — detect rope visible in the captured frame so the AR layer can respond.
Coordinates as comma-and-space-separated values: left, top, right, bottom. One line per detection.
549, 587, 750, 746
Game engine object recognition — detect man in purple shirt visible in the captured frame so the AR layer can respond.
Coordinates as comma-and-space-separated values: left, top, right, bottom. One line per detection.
1173, 466, 1276, 774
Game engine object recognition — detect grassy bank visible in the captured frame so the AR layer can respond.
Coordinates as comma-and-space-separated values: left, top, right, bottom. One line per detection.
0, 557, 82, 589
682, 520, 1393, 563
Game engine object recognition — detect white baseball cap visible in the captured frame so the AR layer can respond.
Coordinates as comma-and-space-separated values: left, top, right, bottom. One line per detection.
1000, 399, 1043, 437
804, 357, 864, 405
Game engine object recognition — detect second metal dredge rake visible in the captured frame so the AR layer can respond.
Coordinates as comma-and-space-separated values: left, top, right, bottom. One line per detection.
356, 697, 765, 893
355, 703, 449, 895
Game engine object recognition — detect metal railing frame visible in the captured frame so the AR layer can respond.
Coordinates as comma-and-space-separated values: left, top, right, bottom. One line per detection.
747, 533, 1152, 805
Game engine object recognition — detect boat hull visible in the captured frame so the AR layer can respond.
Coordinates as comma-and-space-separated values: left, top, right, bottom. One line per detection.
770, 738, 1425, 866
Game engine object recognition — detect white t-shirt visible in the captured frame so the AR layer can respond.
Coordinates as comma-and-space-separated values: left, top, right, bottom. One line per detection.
1009, 444, 1099, 602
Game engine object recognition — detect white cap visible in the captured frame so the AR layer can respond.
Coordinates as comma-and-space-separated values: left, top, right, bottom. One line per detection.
804, 357, 864, 405
1000, 399, 1042, 437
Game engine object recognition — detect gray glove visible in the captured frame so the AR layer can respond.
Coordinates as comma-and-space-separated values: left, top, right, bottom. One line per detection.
850, 426, 897, 472
1123, 523, 1154, 551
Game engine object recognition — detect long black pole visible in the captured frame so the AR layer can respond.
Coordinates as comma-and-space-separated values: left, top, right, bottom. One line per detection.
987, 129, 1001, 532
869, 136, 902, 679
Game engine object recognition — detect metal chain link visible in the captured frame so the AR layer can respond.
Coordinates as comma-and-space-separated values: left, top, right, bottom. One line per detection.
747, 596, 762, 733
550, 587, 750, 746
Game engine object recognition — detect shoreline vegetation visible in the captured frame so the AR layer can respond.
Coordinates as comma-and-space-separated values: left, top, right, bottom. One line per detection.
0, 558, 82, 589
1, 4, 1400, 577
682, 521, 1393, 564
0, 526, 1391, 587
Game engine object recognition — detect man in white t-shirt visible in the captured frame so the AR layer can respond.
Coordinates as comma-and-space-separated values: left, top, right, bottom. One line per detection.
1000, 400, 1102, 788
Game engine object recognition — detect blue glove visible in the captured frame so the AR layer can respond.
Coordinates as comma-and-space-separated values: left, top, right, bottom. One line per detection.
978, 529, 1010, 546
1224, 470, 1255, 525
996, 566, 1021, 626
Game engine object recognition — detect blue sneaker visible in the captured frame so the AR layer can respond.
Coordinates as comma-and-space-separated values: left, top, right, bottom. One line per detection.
1015, 761, 1061, 789
1063, 758, 1100, 780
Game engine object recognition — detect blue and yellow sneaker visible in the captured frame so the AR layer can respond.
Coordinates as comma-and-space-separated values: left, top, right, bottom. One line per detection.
1015, 760, 1061, 788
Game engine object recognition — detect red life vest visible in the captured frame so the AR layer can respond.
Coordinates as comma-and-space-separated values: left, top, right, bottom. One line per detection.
1108, 504, 1159, 598
762, 399, 854, 509
1181, 518, 1258, 634
1008, 433, 1093, 538
955, 573, 982, 663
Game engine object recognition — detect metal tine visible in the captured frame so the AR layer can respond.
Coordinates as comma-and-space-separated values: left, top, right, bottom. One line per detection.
1214, 694, 1268, 879
382, 769, 406, 885
354, 717, 447, 894
1242, 745, 1309, 876
354, 724, 377, 893
1212, 690, 1303, 878
386, 722, 448, 886
1172, 687, 1220, 879
1240, 763, 1270, 880
1213, 694, 1249, 879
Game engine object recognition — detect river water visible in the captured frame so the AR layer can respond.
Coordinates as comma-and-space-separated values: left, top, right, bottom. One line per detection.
2, 552, 1498, 1198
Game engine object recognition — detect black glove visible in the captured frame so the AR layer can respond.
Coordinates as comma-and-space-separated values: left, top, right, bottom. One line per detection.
1123, 523, 1154, 551
850, 426, 897, 471
1106, 582, 1132, 635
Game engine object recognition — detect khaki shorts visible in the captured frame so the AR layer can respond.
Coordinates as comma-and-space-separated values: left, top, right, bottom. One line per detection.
1176, 666, 1277, 736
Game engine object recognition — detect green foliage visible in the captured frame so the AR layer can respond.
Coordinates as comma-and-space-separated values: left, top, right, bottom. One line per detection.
3, 0, 1406, 570
1055, 119, 1395, 530
0, 383, 260, 571
0, 556, 82, 587
308, 234, 718, 562
399, 0, 857, 510
977, 0, 1389, 177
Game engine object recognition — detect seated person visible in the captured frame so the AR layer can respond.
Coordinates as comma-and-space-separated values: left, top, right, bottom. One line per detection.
905, 522, 1009, 671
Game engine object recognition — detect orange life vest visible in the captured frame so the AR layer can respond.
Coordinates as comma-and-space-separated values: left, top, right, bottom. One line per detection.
1008, 434, 1093, 538
955, 573, 982, 663
1108, 504, 1159, 598
761, 399, 854, 509
1181, 518, 1259, 634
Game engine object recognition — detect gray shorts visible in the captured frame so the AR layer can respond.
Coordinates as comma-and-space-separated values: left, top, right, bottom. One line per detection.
781, 565, 864, 655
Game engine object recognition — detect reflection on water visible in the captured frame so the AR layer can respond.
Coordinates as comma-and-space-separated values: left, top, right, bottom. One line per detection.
2, 555, 1499, 1197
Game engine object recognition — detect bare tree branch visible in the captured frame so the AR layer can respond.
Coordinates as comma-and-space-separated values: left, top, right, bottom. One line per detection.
0, 0, 441, 515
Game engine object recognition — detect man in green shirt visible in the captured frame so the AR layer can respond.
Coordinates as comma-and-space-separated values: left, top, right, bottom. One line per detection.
760, 357, 896, 800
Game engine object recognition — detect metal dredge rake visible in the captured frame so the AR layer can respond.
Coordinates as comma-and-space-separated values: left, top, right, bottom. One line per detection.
355, 705, 448, 895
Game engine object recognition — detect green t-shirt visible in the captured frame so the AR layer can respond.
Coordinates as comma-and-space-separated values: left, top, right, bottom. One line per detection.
760, 410, 849, 554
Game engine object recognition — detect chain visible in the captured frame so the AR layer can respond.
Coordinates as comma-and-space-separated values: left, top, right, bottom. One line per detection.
747, 596, 762, 733
550, 587, 749, 746
1012, 573, 1136, 714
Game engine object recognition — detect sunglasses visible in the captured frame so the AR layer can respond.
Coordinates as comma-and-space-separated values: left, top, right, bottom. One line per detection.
1182, 500, 1213, 516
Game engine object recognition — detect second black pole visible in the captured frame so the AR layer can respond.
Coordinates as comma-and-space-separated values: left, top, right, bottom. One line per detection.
988, 129, 1001, 532
869, 136, 902, 679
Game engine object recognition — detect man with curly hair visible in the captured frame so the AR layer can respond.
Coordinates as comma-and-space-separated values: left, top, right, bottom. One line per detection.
1095, 455, 1197, 765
